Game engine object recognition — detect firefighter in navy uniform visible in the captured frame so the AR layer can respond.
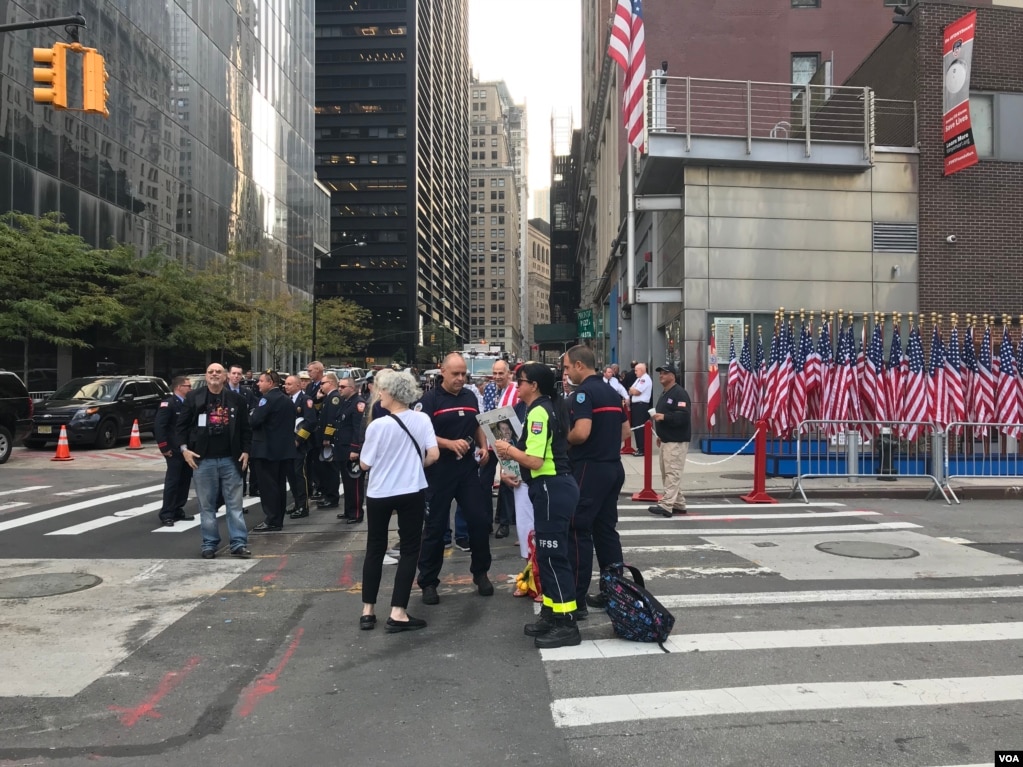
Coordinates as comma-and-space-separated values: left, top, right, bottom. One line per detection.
315, 372, 344, 510
415, 353, 494, 605
156, 375, 195, 526
563, 345, 629, 615
283, 374, 317, 518
334, 376, 368, 524
495, 362, 581, 648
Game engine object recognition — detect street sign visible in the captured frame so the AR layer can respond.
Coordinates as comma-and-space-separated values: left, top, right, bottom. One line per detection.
577, 308, 594, 339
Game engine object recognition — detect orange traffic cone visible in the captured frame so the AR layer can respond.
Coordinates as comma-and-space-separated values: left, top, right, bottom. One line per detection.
126, 419, 144, 450
51, 425, 74, 461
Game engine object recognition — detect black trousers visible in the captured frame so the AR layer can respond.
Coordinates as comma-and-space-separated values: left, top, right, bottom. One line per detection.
158, 454, 193, 522
569, 459, 625, 605
253, 458, 289, 527
418, 459, 492, 589
630, 402, 651, 450
362, 491, 425, 609
286, 452, 309, 510
318, 458, 341, 505
341, 467, 366, 520
529, 475, 580, 613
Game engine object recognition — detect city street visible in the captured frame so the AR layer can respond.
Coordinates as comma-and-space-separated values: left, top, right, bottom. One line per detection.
1, 444, 1021, 766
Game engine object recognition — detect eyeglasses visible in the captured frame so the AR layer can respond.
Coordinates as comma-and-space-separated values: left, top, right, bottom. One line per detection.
516, 378, 532, 385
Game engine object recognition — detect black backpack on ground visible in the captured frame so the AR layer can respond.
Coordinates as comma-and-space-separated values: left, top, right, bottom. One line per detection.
598, 562, 676, 653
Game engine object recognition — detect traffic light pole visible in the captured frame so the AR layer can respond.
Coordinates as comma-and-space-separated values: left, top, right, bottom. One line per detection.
0, 14, 86, 34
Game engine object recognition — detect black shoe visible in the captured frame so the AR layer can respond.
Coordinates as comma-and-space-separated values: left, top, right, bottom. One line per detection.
242, 508, 249, 514
359, 615, 377, 631
317, 501, 340, 509
534, 617, 581, 649
289, 508, 309, 519
633, 452, 644, 458
585, 593, 608, 609
474, 573, 494, 597
251, 523, 283, 532
672, 507, 688, 515
309, 491, 322, 500
494, 524, 509, 539
421, 585, 440, 605
161, 519, 175, 527
247, 490, 260, 498
385, 615, 427, 633
200, 550, 216, 559
647, 505, 672, 518
231, 546, 252, 558
454, 538, 470, 552
573, 605, 589, 621
346, 516, 363, 525
174, 513, 195, 521
524, 607, 554, 637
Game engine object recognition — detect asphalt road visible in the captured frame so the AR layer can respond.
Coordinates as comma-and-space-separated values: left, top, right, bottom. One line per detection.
1, 442, 1022, 766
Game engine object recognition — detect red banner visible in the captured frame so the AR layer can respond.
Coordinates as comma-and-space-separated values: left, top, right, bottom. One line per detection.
942, 10, 978, 176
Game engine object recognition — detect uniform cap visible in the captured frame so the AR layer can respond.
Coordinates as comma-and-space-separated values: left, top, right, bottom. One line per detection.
655, 363, 679, 377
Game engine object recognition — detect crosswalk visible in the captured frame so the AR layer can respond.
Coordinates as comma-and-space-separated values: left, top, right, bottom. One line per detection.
536, 502, 1023, 766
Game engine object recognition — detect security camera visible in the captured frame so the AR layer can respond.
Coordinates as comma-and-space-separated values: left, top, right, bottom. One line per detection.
946, 234, 957, 244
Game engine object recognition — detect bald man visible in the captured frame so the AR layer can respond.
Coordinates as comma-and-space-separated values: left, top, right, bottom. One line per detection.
628, 362, 653, 457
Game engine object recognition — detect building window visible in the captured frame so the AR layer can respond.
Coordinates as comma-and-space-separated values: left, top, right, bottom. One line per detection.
970, 94, 994, 158
791, 53, 820, 87
791, 0, 819, 6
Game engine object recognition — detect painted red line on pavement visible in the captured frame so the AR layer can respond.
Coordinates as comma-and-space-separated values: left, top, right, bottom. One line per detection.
237, 628, 305, 717
262, 554, 289, 583
337, 553, 355, 587
108, 656, 200, 727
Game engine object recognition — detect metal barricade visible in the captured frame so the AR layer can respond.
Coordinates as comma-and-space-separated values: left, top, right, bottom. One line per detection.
792, 420, 950, 504
943, 422, 1023, 504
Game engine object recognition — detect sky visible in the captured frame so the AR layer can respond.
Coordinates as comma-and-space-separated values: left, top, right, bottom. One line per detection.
467, 0, 582, 216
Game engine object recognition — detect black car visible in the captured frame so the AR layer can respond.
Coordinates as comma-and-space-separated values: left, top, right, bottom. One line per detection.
25, 376, 170, 449
0, 371, 33, 464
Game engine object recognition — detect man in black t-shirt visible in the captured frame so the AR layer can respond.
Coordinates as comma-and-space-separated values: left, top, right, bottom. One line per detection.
648, 363, 691, 517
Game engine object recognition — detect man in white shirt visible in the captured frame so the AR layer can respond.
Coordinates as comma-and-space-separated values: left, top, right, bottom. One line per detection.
603, 366, 628, 401
628, 362, 653, 457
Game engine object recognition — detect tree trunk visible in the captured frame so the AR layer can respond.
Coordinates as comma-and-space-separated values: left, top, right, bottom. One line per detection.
144, 344, 155, 376
21, 338, 28, 384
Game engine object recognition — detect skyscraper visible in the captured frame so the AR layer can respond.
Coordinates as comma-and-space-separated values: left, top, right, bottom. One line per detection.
314, 0, 471, 365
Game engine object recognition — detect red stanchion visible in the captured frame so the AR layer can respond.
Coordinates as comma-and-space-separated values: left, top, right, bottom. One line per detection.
740, 419, 778, 504
621, 403, 636, 455
631, 421, 661, 502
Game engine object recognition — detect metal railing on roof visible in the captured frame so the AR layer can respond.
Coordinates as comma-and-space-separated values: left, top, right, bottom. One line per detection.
646, 76, 917, 155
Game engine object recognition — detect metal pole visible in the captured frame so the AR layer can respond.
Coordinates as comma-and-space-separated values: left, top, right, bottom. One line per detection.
626, 145, 636, 309
845, 429, 859, 483
0, 15, 86, 33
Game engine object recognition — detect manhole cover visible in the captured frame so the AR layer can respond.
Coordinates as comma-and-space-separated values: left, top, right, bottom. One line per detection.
815, 541, 919, 560
0, 573, 103, 599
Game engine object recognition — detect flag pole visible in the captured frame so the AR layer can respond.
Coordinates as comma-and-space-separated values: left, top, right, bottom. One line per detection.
626, 145, 636, 308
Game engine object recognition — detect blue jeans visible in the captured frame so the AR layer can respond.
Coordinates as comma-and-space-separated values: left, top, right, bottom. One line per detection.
192, 456, 247, 552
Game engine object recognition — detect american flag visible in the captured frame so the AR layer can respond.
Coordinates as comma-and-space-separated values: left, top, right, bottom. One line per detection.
810, 319, 832, 421
754, 328, 766, 420
763, 323, 780, 426
945, 325, 966, 431
737, 331, 758, 423
961, 323, 979, 422
789, 320, 814, 432
846, 324, 863, 423
707, 335, 721, 429
861, 322, 888, 431
726, 332, 740, 423
607, 0, 647, 149
823, 322, 855, 436
769, 323, 794, 435
927, 325, 948, 430
976, 323, 996, 424
1017, 326, 1023, 432
995, 326, 1021, 439
901, 324, 928, 440
887, 323, 904, 426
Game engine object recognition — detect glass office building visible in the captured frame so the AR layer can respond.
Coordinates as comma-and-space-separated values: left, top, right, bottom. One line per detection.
314, 0, 470, 364
0, 0, 317, 376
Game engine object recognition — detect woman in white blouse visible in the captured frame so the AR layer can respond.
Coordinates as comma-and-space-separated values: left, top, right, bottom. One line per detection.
359, 369, 440, 633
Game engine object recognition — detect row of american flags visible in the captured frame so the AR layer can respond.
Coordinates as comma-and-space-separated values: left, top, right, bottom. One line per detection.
719, 311, 1023, 441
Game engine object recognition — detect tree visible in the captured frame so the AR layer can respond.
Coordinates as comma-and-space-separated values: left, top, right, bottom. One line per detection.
252, 292, 308, 370
419, 321, 459, 367
0, 212, 124, 377
313, 297, 373, 361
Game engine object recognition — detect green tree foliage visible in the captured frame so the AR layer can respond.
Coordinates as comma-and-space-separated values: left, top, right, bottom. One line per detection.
313, 297, 373, 360
419, 321, 459, 366
0, 212, 124, 373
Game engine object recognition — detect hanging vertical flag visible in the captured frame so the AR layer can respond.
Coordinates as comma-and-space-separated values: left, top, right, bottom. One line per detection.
927, 324, 948, 430
945, 323, 966, 432
608, 0, 647, 149
902, 324, 929, 440
976, 322, 996, 424
847, 323, 863, 424
942, 10, 979, 175
962, 321, 980, 423
887, 322, 904, 427
810, 318, 832, 421
763, 322, 781, 426
738, 330, 758, 424
726, 332, 741, 424
707, 336, 720, 429
789, 319, 813, 432
754, 327, 766, 421
862, 321, 888, 432
995, 325, 1021, 439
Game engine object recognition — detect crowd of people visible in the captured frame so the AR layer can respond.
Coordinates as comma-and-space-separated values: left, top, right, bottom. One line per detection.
151, 349, 691, 649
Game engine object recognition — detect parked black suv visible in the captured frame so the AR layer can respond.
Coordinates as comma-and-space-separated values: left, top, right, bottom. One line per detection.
0, 371, 33, 464
25, 376, 170, 449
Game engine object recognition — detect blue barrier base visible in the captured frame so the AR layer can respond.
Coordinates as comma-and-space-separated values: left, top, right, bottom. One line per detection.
700, 437, 756, 455
947, 456, 1023, 476
770, 455, 929, 479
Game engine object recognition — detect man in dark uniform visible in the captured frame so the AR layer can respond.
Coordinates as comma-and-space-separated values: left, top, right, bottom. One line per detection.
228, 365, 259, 497
563, 344, 630, 616
249, 371, 297, 532
283, 374, 317, 518
647, 363, 692, 517
304, 361, 327, 499
334, 376, 367, 524
315, 372, 344, 510
156, 376, 194, 526
416, 352, 494, 605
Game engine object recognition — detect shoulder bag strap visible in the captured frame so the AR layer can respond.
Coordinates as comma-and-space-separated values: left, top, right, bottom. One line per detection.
388, 413, 423, 460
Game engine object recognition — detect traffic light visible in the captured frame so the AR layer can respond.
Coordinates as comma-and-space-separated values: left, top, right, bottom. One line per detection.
82, 48, 109, 117
430, 334, 436, 343
33, 43, 69, 109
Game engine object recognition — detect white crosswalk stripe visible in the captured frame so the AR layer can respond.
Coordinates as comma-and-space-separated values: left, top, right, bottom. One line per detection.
0, 485, 51, 497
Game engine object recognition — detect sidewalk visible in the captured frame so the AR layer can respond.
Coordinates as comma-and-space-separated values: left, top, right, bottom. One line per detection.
618, 449, 1023, 503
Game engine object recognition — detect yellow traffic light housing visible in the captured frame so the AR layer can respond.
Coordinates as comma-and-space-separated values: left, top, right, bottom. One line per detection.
33, 43, 69, 109
81, 48, 109, 117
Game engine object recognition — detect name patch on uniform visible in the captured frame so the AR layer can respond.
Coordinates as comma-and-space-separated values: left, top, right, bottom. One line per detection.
667, 398, 673, 404
576, 392, 586, 403
530, 421, 543, 434
357, 401, 365, 412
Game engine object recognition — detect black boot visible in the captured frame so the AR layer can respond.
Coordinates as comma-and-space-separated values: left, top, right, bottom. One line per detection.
533, 614, 581, 649
524, 606, 554, 637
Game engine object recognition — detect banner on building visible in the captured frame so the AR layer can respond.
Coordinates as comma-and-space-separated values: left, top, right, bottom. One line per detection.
942, 10, 978, 176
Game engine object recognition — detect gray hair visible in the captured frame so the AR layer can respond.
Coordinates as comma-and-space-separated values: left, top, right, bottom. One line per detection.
374, 368, 422, 406
322, 371, 339, 385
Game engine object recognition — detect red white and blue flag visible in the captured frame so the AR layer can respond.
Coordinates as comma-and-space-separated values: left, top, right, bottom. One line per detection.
945, 324, 966, 431
975, 323, 996, 425
608, 0, 647, 149
927, 325, 948, 430
886, 323, 904, 426
726, 333, 740, 424
901, 324, 929, 440
995, 326, 1021, 438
